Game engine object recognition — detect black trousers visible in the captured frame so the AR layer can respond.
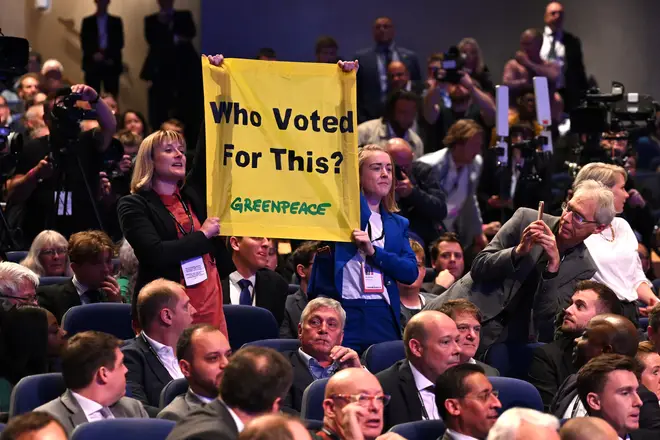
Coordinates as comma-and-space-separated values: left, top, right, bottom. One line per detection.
84, 71, 120, 97
620, 300, 640, 328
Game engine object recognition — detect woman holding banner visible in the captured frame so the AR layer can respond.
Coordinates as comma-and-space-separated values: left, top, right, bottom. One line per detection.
308, 144, 419, 353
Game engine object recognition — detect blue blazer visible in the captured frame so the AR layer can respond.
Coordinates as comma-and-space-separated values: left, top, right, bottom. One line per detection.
308, 194, 418, 333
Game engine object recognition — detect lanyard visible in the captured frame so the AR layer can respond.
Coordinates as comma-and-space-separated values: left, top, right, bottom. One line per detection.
141, 333, 168, 371
367, 221, 385, 243
168, 193, 194, 236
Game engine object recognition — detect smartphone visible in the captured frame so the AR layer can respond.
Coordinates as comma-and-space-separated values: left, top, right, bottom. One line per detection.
537, 201, 545, 221
394, 165, 405, 181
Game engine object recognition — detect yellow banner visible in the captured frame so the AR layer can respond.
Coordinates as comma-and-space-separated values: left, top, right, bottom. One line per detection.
202, 57, 360, 242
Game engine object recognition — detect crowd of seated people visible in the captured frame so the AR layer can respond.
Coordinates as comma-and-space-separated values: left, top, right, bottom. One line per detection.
2, 1, 660, 439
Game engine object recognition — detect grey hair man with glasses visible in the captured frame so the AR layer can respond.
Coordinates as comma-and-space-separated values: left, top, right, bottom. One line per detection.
282, 298, 362, 414
426, 179, 615, 351
436, 363, 502, 440
0, 261, 39, 309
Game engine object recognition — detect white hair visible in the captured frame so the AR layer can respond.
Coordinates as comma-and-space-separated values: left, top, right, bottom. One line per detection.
0, 262, 40, 296
300, 297, 347, 330
41, 59, 64, 75
487, 408, 559, 440
20, 229, 72, 277
118, 239, 138, 277
571, 179, 616, 225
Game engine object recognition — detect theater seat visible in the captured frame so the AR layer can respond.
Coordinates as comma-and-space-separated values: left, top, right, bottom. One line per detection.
362, 340, 406, 374
5, 251, 27, 263
389, 420, 446, 440
242, 339, 301, 352
62, 303, 134, 341
300, 378, 329, 422
640, 317, 649, 329
489, 376, 544, 412
70, 418, 176, 440
484, 342, 545, 379
39, 276, 72, 287
9, 373, 65, 417
159, 378, 188, 409
223, 305, 278, 351
288, 284, 300, 295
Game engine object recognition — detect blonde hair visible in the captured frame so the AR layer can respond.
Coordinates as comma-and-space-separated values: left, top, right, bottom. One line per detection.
573, 162, 627, 189
358, 144, 399, 213
443, 119, 483, 149
130, 130, 186, 193
409, 239, 425, 260
20, 230, 72, 276
458, 37, 485, 74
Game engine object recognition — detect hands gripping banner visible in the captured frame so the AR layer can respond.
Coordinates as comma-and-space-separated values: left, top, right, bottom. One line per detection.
202, 57, 360, 242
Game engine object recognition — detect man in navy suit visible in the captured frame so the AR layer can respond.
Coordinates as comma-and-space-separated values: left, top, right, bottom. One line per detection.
355, 17, 421, 123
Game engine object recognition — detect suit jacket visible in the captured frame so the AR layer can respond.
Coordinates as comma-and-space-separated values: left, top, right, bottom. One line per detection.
221, 269, 290, 326
307, 194, 419, 335
80, 14, 124, 75
34, 389, 148, 435
415, 149, 484, 248
377, 360, 423, 431
282, 350, 314, 414
279, 289, 307, 339
528, 336, 576, 411
559, 31, 589, 112
425, 208, 597, 351
121, 335, 174, 415
355, 45, 421, 123
475, 360, 500, 377
37, 279, 81, 324
357, 117, 425, 158
166, 399, 239, 440
158, 389, 204, 422
552, 374, 660, 431
441, 431, 476, 440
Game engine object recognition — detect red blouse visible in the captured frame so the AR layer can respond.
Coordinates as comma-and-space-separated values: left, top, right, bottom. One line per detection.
159, 190, 228, 339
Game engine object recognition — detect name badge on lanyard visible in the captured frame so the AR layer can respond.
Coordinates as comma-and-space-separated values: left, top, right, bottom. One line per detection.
361, 261, 384, 293
170, 194, 208, 286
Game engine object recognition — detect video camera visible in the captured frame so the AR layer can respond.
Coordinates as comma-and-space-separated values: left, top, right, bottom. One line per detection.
50, 89, 98, 147
0, 126, 22, 178
434, 46, 465, 84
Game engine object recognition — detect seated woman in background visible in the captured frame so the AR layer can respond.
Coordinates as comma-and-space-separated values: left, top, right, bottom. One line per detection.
20, 230, 72, 277
116, 239, 139, 304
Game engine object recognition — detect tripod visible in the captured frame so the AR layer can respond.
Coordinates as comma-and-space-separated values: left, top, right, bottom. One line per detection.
0, 175, 20, 257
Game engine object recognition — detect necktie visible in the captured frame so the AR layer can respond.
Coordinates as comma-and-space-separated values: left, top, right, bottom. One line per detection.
547, 33, 557, 60
83, 289, 102, 304
382, 47, 392, 70
238, 279, 252, 305
98, 407, 113, 419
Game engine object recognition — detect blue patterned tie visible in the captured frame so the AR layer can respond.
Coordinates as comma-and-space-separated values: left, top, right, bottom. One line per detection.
238, 279, 252, 305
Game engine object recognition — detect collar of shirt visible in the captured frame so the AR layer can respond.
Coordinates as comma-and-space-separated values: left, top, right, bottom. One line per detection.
468, 357, 477, 364
189, 389, 215, 404
142, 331, 172, 356
229, 271, 256, 289
70, 391, 105, 420
445, 429, 480, 440
409, 362, 434, 392
386, 122, 410, 142
298, 348, 338, 379
72, 276, 89, 297
544, 25, 563, 39
224, 402, 245, 433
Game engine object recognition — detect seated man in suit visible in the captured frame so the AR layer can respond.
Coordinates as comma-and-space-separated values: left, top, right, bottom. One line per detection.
37, 230, 122, 323
576, 354, 656, 440
317, 368, 400, 440
1, 411, 68, 440
529, 280, 622, 410
122, 279, 194, 415
551, 314, 660, 430
0, 262, 39, 310
559, 417, 619, 440
424, 233, 465, 295
436, 364, 502, 440
398, 239, 437, 329
426, 180, 615, 352
35, 331, 148, 435
436, 299, 499, 375
280, 241, 319, 339
377, 310, 461, 430
282, 297, 361, 413
222, 236, 290, 326
166, 346, 292, 440
158, 324, 232, 421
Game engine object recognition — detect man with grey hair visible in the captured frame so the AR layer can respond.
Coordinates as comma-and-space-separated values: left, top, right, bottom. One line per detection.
282, 297, 361, 414
0, 261, 39, 310
426, 179, 614, 350
487, 408, 560, 440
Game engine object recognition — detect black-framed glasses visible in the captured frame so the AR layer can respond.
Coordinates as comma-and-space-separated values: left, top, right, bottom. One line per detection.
561, 202, 600, 226
0, 293, 38, 304
330, 393, 391, 407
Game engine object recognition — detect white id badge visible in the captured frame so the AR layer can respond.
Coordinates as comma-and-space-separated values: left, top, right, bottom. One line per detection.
181, 256, 208, 286
54, 191, 73, 216
361, 262, 384, 293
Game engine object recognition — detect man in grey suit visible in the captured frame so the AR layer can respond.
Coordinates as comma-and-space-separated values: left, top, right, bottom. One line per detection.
35, 331, 148, 436
426, 180, 614, 352
158, 324, 232, 421
436, 364, 502, 440
279, 241, 319, 339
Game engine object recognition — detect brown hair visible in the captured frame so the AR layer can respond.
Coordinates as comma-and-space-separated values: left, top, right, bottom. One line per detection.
115, 128, 143, 148
637, 341, 656, 356
1, 412, 65, 440
68, 230, 115, 265
315, 36, 338, 54
443, 119, 483, 149
436, 299, 483, 323
61, 331, 122, 390
136, 278, 184, 329
577, 354, 642, 412
160, 118, 185, 131
358, 144, 399, 213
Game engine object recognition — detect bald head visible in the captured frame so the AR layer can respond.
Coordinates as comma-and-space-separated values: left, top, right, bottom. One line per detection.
386, 138, 414, 172
240, 414, 312, 440
404, 311, 461, 380
326, 367, 381, 398
136, 278, 188, 330
590, 313, 639, 356
387, 61, 410, 91
559, 417, 618, 440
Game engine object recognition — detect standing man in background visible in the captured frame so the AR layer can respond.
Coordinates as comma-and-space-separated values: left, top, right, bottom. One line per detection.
80, 0, 124, 97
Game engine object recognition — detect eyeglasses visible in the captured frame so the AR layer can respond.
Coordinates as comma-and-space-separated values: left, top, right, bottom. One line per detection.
561, 202, 600, 226
330, 393, 391, 407
462, 390, 499, 403
0, 293, 38, 304
39, 247, 68, 257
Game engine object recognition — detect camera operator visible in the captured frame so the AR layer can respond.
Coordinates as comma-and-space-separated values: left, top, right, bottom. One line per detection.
421, 57, 495, 154
5, 84, 117, 247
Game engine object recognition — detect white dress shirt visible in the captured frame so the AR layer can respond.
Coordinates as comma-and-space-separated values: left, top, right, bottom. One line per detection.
409, 362, 440, 420
72, 276, 89, 298
142, 332, 184, 380
444, 429, 479, 440
442, 155, 469, 233
225, 402, 245, 433
540, 26, 565, 88
190, 389, 214, 404
71, 391, 115, 422
584, 217, 652, 302
228, 272, 257, 306
563, 394, 587, 419
96, 14, 109, 50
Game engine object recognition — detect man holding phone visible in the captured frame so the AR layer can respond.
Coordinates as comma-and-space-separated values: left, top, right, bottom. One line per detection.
282, 298, 362, 414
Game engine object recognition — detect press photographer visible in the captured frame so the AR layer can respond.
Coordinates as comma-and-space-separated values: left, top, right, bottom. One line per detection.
5, 84, 117, 247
